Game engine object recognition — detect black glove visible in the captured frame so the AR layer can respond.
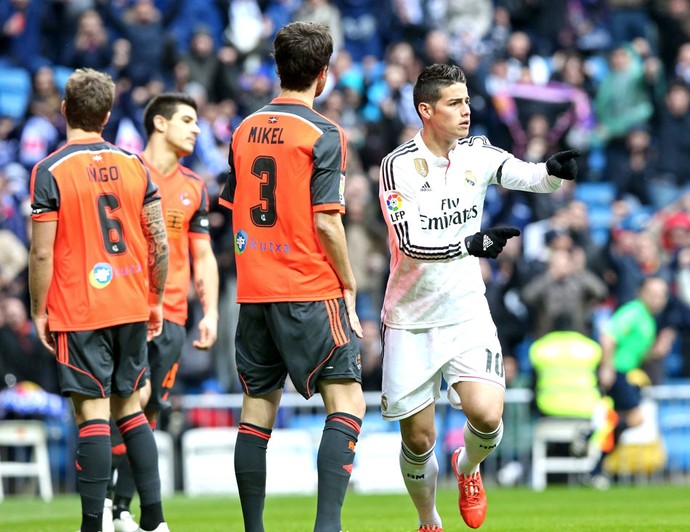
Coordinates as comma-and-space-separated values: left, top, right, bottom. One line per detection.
465, 227, 521, 259
546, 149, 581, 180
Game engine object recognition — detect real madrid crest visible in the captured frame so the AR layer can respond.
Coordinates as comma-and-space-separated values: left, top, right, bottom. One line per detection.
464, 170, 477, 188
414, 158, 429, 178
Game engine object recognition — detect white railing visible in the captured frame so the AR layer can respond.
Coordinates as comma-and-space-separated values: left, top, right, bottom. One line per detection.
176, 385, 690, 487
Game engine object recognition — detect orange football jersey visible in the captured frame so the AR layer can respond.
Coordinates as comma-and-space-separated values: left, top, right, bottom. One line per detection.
30, 137, 159, 331
142, 156, 210, 325
219, 97, 347, 303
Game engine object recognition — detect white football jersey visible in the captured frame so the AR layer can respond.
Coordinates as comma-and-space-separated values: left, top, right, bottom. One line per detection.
379, 131, 562, 328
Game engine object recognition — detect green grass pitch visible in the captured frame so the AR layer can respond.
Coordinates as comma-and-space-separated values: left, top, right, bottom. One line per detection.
0, 484, 688, 531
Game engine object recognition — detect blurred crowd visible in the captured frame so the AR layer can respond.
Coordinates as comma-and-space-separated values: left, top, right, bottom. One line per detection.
3, 0, 690, 406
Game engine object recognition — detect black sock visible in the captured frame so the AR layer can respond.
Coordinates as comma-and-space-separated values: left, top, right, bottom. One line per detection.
108, 417, 126, 500
234, 422, 271, 532
113, 457, 136, 516
76, 419, 111, 531
80, 513, 101, 532
117, 412, 163, 530
314, 412, 361, 532
593, 418, 630, 475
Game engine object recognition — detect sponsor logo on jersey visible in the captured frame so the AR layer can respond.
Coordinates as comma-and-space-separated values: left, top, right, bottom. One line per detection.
235, 229, 248, 254
420, 199, 478, 230
234, 228, 290, 255
89, 262, 113, 289
179, 191, 192, 206
268, 116, 278, 124
465, 170, 476, 187
414, 158, 429, 177
420, 181, 432, 192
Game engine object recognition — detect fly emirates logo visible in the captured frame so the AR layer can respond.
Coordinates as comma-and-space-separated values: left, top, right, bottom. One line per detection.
420, 198, 478, 230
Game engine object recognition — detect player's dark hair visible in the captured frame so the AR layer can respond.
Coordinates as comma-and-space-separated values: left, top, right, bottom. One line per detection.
413, 63, 467, 120
63, 68, 115, 133
143, 92, 198, 138
273, 21, 333, 91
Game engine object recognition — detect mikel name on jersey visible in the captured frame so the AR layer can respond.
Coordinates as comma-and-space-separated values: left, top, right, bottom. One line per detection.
248, 126, 285, 144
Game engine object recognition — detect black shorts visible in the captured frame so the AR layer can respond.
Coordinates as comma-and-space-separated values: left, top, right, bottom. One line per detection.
146, 320, 185, 411
608, 371, 642, 412
54, 322, 148, 398
235, 299, 362, 399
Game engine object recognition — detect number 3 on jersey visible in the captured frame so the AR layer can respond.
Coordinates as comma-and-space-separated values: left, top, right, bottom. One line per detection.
250, 155, 277, 227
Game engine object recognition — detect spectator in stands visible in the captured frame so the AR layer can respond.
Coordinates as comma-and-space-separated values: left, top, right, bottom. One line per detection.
26, 65, 63, 127
651, 80, 690, 209
521, 246, 608, 339
0, 227, 27, 296
213, 42, 243, 103
674, 244, 690, 376
61, 8, 113, 72
606, 229, 673, 306
177, 24, 218, 100
603, 124, 656, 206
0, 296, 58, 393
294, 0, 344, 52
97, 0, 182, 87
593, 40, 663, 173
607, 0, 658, 49
0, 0, 50, 70
652, 0, 690, 80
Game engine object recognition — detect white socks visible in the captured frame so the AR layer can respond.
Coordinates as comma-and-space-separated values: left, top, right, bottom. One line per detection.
457, 419, 504, 476
400, 441, 442, 528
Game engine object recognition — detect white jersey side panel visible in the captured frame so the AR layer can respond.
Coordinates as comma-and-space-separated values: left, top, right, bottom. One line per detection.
379, 132, 561, 328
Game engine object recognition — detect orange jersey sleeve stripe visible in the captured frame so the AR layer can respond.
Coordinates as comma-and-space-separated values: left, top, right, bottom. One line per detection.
313, 202, 345, 214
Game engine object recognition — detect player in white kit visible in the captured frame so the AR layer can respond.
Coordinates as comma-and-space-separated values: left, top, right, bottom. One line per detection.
378, 63, 580, 531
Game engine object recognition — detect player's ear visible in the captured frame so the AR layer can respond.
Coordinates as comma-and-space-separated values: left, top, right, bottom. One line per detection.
153, 114, 166, 133
418, 102, 432, 120
102, 111, 111, 127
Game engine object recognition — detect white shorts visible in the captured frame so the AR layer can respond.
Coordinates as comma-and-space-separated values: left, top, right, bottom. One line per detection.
380, 316, 505, 420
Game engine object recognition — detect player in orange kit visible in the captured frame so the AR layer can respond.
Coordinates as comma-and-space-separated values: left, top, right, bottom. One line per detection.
107, 92, 219, 532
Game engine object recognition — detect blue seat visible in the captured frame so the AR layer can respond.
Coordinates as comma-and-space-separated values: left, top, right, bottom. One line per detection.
574, 181, 616, 207
0, 67, 31, 120
658, 403, 690, 471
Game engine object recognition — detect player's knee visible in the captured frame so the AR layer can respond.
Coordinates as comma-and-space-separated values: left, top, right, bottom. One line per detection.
467, 411, 503, 434
403, 428, 436, 455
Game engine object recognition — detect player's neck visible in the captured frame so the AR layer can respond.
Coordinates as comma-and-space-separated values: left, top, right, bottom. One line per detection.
420, 128, 457, 159
67, 127, 102, 143
142, 143, 179, 176
277, 88, 316, 107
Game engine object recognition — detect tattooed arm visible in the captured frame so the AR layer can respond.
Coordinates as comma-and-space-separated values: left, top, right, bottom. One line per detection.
141, 198, 168, 339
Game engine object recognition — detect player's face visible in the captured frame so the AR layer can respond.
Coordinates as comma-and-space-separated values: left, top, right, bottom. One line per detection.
426, 82, 471, 142
165, 104, 200, 157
